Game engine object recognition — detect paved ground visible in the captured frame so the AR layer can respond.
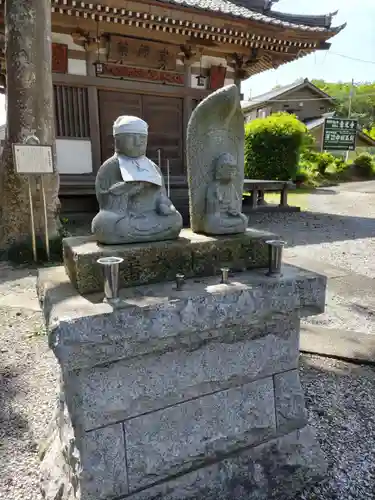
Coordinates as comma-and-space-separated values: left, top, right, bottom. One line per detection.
249, 182, 375, 336
2, 181, 375, 499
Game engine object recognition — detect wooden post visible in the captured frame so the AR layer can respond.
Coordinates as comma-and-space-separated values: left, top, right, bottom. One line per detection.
86, 50, 102, 172
280, 184, 289, 207
251, 185, 258, 209
183, 62, 192, 175
0, 0, 59, 247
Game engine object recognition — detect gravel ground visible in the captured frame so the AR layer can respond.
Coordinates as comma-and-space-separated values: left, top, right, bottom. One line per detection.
296, 355, 375, 500
0, 263, 59, 500
2, 183, 375, 499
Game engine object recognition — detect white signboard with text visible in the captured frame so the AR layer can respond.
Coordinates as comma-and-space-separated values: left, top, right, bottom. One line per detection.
13, 144, 53, 174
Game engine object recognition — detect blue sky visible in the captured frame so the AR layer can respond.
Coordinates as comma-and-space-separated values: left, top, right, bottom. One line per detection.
0, 1, 374, 124
242, 0, 375, 99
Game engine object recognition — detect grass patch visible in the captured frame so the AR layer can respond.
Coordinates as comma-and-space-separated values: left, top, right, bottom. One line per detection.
243, 187, 313, 211
264, 188, 312, 210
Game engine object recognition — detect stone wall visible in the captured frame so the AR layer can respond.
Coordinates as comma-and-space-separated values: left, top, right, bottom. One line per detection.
38, 263, 327, 500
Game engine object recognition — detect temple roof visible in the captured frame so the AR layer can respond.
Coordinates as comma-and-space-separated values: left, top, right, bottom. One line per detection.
156, 0, 345, 33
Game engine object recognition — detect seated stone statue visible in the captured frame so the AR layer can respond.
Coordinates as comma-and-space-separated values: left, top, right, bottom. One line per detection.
203, 153, 248, 235
92, 116, 182, 244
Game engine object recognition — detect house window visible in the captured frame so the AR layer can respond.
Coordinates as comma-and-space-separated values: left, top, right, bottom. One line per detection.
53, 84, 90, 138
257, 108, 268, 118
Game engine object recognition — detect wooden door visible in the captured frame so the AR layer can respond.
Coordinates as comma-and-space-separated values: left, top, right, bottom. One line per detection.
142, 95, 183, 175
98, 90, 142, 162
98, 91, 184, 175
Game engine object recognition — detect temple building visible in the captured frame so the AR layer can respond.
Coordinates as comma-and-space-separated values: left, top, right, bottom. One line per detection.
0, 0, 345, 217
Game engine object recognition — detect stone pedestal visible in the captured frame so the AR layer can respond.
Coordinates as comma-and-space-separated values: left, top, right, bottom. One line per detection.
38, 262, 327, 500
63, 228, 276, 295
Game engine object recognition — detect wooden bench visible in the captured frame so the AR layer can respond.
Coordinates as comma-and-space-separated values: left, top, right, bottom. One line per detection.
243, 179, 295, 210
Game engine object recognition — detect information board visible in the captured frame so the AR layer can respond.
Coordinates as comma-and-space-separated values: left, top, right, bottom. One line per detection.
322, 118, 358, 151
13, 144, 53, 174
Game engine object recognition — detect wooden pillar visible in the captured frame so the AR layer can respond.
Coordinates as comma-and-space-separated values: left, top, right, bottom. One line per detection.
86, 51, 102, 173
183, 63, 192, 174
0, 0, 60, 247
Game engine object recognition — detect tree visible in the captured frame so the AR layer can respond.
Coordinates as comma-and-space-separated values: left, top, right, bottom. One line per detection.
0, 0, 59, 249
312, 79, 375, 130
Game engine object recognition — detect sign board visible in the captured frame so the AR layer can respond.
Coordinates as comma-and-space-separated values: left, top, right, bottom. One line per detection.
108, 36, 179, 71
13, 144, 53, 174
97, 63, 184, 86
323, 117, 358, 151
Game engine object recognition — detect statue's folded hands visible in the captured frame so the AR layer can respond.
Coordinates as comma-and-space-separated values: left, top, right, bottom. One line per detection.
108, 181, 128, 195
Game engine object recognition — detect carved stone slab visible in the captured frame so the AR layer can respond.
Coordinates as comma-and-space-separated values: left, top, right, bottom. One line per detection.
186, 84, 245, 233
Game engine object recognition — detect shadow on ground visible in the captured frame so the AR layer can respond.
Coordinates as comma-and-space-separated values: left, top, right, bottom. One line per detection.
0, 361, 29, 439
248, 210, 375, 247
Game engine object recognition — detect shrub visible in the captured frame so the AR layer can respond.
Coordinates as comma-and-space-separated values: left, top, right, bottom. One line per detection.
352, 153, 375, 177
315, 152, 336, 174
244, 112, 307, 181
294, 168, 309, 184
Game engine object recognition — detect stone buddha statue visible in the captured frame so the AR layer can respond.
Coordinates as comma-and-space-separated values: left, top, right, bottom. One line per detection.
92, 116, 183, 244
186, 84, 247, 235
203, 153, 248, 234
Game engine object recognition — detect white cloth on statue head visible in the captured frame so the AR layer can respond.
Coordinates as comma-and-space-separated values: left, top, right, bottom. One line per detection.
113, 116, 148, 135
117, 154, 163, 187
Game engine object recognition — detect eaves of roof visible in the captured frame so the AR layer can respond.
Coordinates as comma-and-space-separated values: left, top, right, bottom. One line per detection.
155, 0, 345, 34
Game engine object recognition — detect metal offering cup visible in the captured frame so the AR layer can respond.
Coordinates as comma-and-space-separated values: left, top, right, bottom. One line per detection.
97, 256, 124, 302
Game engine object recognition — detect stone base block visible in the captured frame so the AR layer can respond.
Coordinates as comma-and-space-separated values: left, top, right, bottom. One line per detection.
63, 228, 276, 294
38, 264, 327, 500
41, 399, 325, 500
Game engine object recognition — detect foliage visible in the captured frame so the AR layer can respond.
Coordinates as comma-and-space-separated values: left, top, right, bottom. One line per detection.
294, 167, 309, 183
244, 112, 306, 181
352, 153, 375, 177
363, 126, 375, 140
315, 152, 337, 175
312, 79, 375, 130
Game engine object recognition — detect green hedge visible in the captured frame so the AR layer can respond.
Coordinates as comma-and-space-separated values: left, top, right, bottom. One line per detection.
244, 113, 307, 181
352, 152, 375, 177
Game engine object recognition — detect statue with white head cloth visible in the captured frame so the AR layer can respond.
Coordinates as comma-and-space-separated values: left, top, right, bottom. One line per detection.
92, 116, 183, 244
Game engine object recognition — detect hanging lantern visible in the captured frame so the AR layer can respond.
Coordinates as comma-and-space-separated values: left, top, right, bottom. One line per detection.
195, 57, 206, 87
93, 21, 103, 75
195, 74, 206, 87
94, 61, 103, 75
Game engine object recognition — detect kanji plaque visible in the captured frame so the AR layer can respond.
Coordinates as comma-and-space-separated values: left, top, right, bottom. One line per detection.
108, 36, 178, 71
97, 63, 184, 86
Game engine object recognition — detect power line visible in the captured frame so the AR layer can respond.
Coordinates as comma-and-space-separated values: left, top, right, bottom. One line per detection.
245, 93, 375, 104
328, 52, 375, 65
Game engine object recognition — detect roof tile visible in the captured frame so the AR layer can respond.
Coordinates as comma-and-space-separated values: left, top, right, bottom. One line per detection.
157, 0, 342, 32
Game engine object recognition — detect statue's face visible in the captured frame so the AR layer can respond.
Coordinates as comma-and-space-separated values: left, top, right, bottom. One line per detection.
215, 154, 236, 182
115, 133, 148, 157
